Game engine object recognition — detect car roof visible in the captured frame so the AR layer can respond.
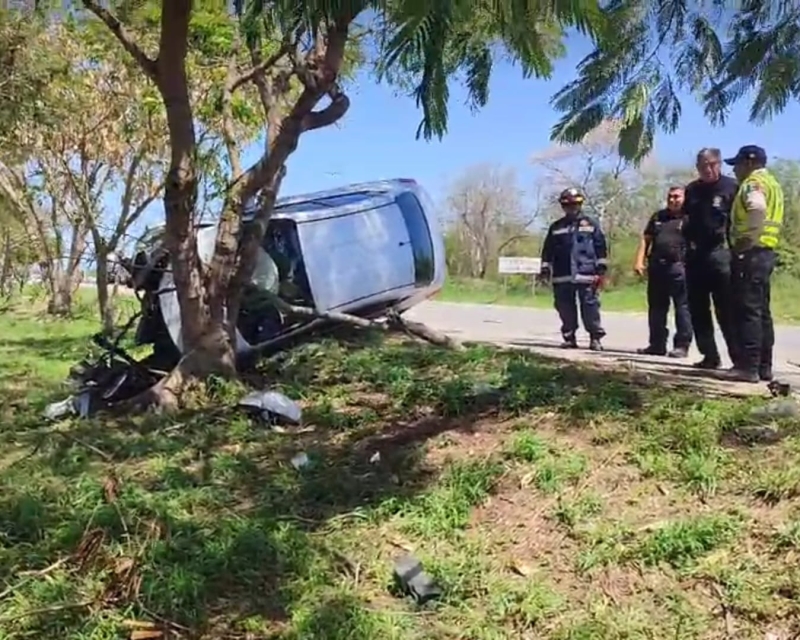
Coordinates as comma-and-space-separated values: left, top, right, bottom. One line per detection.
250, 178, 420, 222
138, 178, 422, 239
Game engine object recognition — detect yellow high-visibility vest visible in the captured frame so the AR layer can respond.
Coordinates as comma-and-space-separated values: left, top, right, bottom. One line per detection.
731, 168, 784, 249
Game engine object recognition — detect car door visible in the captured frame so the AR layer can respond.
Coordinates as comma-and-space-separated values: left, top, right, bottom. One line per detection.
298, 200, 416, 312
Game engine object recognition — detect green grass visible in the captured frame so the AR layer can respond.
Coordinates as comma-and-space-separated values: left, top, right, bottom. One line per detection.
439, 273, 800, 323
1, 294, 800, 638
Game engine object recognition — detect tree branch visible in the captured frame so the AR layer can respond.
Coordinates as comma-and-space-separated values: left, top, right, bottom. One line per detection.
301, 85, 350, 132
222, 56, 244, 180
230, 41, 293, 93
81, 1, 157, 81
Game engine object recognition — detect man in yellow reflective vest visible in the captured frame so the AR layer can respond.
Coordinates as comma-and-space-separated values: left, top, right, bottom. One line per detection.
722, 145, 784, 383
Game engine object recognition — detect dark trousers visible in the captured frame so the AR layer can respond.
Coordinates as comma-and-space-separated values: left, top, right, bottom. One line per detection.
647, 260, 693, 350
731, 248, 775, 374
553, 283, 605, 340
686, 247, 739, 363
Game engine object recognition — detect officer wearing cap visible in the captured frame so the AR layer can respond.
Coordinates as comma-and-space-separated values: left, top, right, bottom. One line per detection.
540, 188, 608, 351
721, 145, 784, 383
633, 186, 693, 358
682, 148, 740, 370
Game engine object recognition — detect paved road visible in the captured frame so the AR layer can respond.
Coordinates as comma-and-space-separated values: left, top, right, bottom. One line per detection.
406, 300, 800, 391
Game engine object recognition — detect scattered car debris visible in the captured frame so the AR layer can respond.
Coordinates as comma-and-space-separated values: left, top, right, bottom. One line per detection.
43, 396, 79, 420
392, 553, 442, 605
767, 379, 791, 398
290, 452, 310, 470
43, 325, 165, 420
728, 396, 800, 445
239, 389, 303, 425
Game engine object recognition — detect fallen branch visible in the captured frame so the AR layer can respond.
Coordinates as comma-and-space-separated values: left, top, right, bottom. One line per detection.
0, 558, 69, 601
55, 431, 113, 461
0, 600, 93, 624
387, 313, 464, 350
264, 293, 463, 350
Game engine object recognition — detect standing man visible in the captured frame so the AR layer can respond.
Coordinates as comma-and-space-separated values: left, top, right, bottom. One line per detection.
540, 188, 608, 351
722, 145, 784, 383
682, 148, 740, 369
633, 186, 693, 358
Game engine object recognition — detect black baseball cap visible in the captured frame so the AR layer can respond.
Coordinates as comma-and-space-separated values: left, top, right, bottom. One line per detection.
724, 145, 767, 166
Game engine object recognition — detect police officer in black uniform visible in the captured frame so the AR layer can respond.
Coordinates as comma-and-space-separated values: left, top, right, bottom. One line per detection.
540, 188, 608, 351
682, 148, 740, 369
634, 186, 693, 357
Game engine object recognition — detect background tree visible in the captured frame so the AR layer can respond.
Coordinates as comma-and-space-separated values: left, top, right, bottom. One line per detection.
770, 159, 800, 277
0, 21, 166, 318
443, 164, 537, 279
531, 119, 655, 235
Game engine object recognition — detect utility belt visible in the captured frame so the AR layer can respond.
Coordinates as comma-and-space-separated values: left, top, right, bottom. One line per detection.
648, 252, 683, 267
686, 243, 728, 261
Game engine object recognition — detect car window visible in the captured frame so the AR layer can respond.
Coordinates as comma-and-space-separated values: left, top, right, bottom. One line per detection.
396, 192, 435, 285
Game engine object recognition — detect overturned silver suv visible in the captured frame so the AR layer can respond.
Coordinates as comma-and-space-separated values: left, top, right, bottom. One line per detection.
129, 178, 446, 361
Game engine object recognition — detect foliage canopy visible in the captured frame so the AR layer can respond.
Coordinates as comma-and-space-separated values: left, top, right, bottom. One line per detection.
550, 1, 800, 161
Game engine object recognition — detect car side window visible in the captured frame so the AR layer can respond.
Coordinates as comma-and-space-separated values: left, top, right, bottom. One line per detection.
396, 192, 435, 286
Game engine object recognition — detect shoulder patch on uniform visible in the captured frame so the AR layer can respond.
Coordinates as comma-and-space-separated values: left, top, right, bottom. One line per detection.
745, 182, 763, 193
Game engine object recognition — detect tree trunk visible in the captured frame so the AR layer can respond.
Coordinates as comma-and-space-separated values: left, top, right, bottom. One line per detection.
47, 265, 73, 316
0, 230, 11, 297
153, 0, 237, 385
95, 250, 115, 335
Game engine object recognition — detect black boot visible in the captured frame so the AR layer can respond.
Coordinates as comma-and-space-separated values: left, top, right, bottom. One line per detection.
721, 367, 760, 383
668, 347, 689, 359
637, 345, 667, 356
693, 356, 721, 370
561, 336, 578, 349
589, 337, 603, 352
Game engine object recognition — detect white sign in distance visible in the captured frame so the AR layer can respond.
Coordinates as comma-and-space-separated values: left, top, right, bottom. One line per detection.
498, 256, 541, 275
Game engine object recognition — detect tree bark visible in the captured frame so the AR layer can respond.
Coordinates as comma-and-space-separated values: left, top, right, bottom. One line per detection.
46, 262, 72, 316
94, 248, 115, 336
155, 0, 236, 381
0, 230, 11, 298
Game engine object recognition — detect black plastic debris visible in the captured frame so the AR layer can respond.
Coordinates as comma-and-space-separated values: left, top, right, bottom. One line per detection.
45, 322, 164, 420
239, 390, 302, 425
768, 380, 791, 398
392, 554, 442, 605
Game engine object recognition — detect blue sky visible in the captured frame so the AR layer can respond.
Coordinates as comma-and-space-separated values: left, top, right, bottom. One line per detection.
126, 32, 799, 243
252, 33, 798, 208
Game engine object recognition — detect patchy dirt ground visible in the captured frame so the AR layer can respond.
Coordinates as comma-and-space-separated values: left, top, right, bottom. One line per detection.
1, 301, 800, 639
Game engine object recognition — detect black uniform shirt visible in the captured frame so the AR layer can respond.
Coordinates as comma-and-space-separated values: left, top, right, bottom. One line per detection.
644, 209, 686, 263
682, 175, 738, 253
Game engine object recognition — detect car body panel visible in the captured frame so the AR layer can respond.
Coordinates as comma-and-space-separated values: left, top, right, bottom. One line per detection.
137, 178, 445, 354
296, 199, 416, 312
